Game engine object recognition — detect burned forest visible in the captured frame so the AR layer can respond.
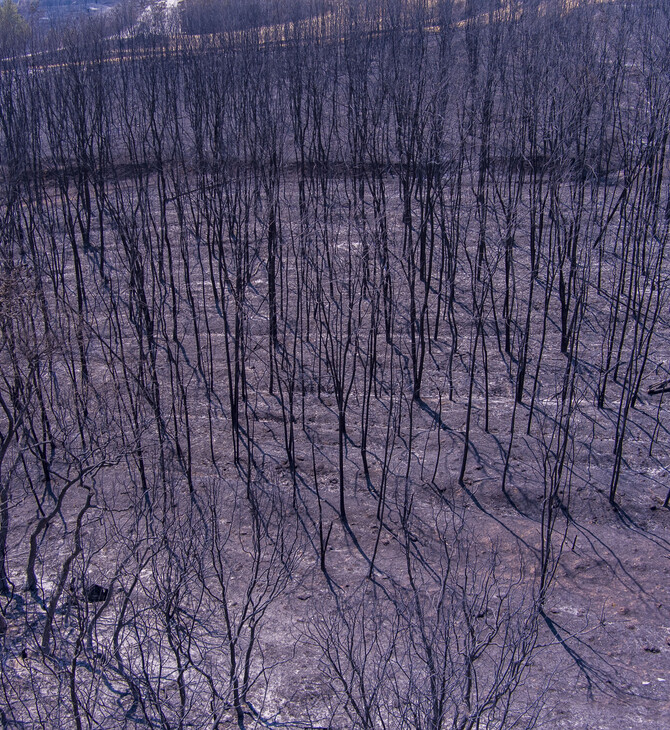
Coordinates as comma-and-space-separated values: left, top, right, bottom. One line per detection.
0, 0, 669, 727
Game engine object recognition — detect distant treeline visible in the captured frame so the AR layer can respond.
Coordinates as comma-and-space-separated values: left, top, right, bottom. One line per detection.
180, 0, 319, 34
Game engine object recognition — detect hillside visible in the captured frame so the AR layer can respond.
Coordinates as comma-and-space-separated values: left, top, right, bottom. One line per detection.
0, 1, 669, 727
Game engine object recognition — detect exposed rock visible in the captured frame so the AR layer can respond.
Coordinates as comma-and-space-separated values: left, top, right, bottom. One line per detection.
86, 584, 109, 603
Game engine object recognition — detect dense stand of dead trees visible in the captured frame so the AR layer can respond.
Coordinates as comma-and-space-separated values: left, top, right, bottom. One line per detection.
0, 0, 669, 727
